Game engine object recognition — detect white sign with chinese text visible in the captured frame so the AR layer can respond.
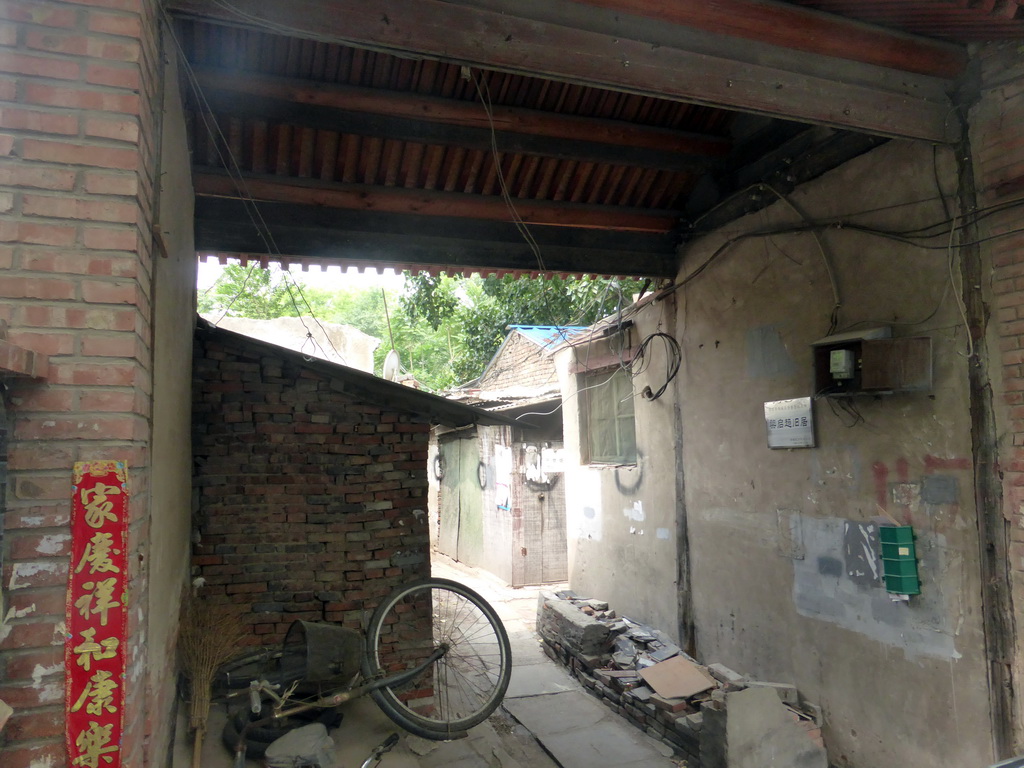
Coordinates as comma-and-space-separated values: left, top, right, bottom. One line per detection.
765, 397, 815, 449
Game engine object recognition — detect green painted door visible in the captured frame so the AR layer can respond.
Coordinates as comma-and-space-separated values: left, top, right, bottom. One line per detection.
437, 437, 483, 565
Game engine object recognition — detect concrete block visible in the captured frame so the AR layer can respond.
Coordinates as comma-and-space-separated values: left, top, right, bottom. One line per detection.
595, 682, 617, 702
536, 589, 559, 616
537, 596, 611, 656
708, 662, 746, 686
701, 687, 827, 768
802, 701, 824, 726
674, 712, 704, 737
646, 722, 667, 739
745, 680, 800, 707
578, 653, 604, 670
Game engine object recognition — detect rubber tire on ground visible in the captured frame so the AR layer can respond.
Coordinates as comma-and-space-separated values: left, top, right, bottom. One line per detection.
361, 577, 512, 740
221, 710, 276, 759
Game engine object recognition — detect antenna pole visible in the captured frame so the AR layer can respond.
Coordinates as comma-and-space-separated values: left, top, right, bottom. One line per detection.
382, 288, 396, 351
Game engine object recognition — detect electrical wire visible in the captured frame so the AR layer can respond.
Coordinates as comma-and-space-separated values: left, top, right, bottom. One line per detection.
628, 332, 681, 401
668, 149, 1016, 369
671, 195, 1024, 300
759, 184, 841, 333
165, 12, 349, 364
470, 69, 546, 273
826, 395, 865, 428
946, 213, 975, 360
512, 352, 629, 421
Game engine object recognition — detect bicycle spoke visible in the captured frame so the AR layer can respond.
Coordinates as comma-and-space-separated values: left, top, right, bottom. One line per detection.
363, 578, 512, 739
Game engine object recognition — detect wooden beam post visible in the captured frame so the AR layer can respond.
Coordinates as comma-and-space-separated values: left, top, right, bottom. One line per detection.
166, 0, 961, 143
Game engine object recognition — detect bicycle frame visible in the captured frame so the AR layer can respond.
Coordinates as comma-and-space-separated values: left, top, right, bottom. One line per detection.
231, 644, 456, 766
220, 577, 511, 762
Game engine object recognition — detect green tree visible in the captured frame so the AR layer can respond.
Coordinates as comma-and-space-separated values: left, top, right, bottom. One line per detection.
400, 273, 646, 385
198, 264, 332, 319
197, 266, 647, 393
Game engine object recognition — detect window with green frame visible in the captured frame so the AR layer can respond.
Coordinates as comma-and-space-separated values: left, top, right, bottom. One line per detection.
580, 366, 637, 465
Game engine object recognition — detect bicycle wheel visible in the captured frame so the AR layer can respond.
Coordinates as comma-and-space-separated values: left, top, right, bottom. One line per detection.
362, 577, 512, 740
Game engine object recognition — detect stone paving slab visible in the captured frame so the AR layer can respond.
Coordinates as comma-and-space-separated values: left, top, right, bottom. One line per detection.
505, 660, 579, 698
506, 629, 548, 665
504, 690, 679, 768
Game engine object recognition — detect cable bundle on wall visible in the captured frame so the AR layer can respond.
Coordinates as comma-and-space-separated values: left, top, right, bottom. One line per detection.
629, 332, 681, 401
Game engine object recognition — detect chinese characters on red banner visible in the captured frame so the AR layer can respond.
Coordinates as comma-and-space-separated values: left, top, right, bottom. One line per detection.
66, 462, 128, 768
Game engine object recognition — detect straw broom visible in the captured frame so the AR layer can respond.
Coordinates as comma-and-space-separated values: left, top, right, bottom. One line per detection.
178, 592, 248, 768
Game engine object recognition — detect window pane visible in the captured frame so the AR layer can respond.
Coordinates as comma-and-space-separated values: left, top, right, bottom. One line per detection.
583, 367, 636, 464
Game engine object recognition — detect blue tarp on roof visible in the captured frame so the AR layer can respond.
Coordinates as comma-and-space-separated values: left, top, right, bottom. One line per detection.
508, 325, 588, 350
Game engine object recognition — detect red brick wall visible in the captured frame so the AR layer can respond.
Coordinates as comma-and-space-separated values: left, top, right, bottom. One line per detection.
970, 40, 1024, 745
0, 1, 163, 765
191, 331, 432, 648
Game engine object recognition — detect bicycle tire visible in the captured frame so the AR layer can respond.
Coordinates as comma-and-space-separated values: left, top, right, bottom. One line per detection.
361, 577, 512, 740
221, 711, 278, 759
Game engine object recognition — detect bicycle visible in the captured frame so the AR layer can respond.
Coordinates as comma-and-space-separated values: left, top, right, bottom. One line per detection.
221, 577, 512, 766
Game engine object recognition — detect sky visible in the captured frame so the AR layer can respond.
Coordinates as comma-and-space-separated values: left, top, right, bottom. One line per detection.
196, 256, 405, 292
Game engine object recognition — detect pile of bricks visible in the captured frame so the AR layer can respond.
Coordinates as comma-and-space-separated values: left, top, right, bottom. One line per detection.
537, 591, 824, 767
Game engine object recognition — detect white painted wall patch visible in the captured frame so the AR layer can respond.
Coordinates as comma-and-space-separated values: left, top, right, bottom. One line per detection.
623, 501, 645, 521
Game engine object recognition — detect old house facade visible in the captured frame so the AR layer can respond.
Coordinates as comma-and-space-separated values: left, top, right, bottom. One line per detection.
436, 326, 581, 585
1, 2, 1024, 767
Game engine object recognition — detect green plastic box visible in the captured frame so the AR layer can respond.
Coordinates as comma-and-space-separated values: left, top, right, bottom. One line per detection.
878, 525, 920, 595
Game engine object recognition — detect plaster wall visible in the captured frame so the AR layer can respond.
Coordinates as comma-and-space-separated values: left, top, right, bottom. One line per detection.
677, 140, 991, 767
556, 299, 681, 636
147, 39, 197, 762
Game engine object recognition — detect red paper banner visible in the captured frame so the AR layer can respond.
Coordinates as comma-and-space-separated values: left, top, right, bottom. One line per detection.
66, 461, 129, 768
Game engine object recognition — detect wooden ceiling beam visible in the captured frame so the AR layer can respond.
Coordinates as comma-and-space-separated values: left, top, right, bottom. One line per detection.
194, 171, 680, 233
191, 88, 720, 174
535, 0, 967, 79
193, 198, 678, 277
192, 67, 731, 165
167, 0, 960, 142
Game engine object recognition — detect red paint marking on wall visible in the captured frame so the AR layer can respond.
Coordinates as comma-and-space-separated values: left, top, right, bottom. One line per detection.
872, 461, 889, 510
896, 458, 909, 482
924, 455, 971, 471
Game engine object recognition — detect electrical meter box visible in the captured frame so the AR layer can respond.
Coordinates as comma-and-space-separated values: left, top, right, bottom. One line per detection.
829, 349, 855, 379
812, 327, 932, 397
